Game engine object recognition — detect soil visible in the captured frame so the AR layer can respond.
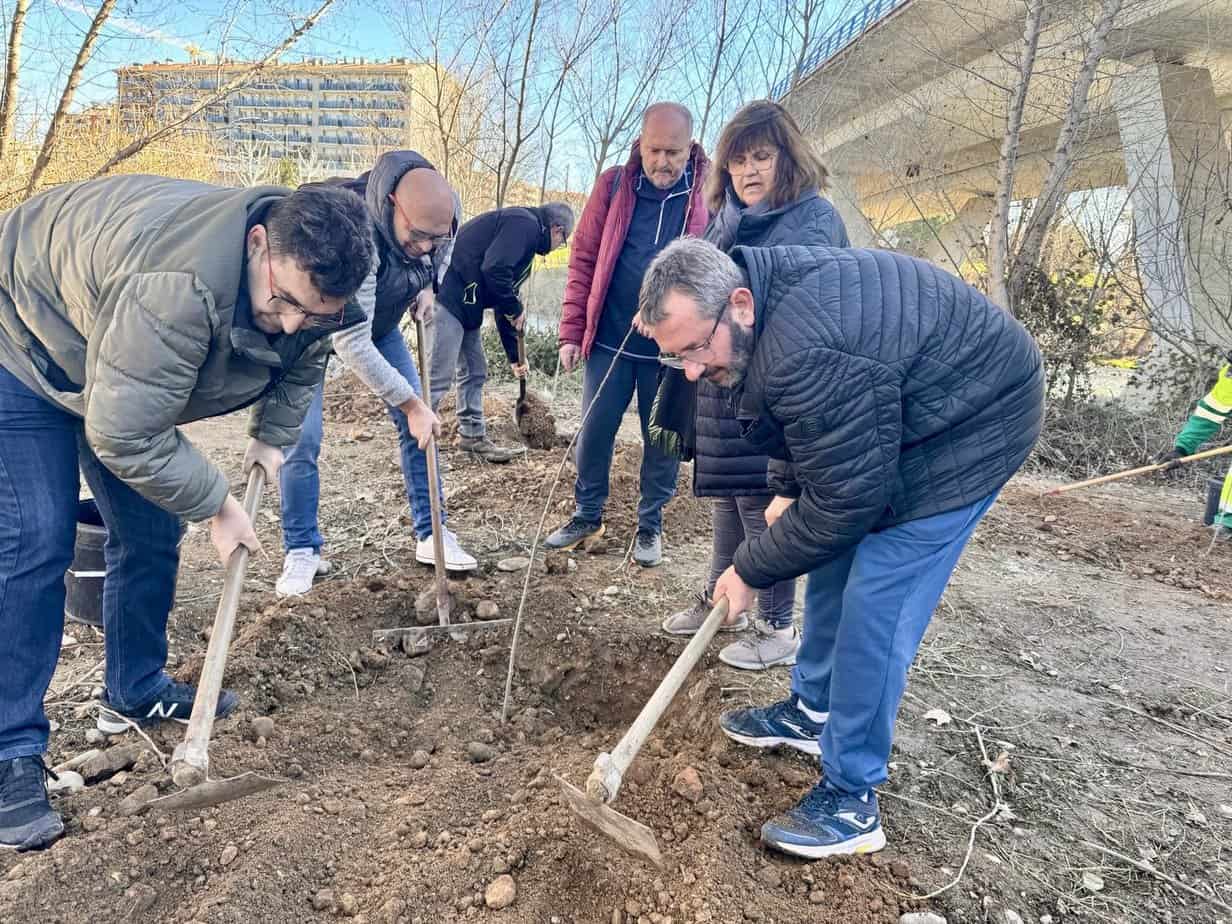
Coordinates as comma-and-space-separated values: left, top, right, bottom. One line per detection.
516, 390, 559, 451
4, 374, 1231, 924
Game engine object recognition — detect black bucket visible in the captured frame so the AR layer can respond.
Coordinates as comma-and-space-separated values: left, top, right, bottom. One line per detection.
1203, 477, 1223, 527
64, 499, 106, 629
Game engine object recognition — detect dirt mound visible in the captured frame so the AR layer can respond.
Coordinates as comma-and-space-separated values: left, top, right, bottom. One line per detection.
516, 390, 558, 450
323, 369, 389, 426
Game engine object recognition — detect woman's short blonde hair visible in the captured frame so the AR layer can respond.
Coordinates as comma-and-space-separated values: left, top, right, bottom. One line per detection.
705, 100, 831, 214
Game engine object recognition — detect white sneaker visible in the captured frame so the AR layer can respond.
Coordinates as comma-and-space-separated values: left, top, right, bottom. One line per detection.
719, 619, 800, 671
275, 548, 331, 597
416, 528, 478, 571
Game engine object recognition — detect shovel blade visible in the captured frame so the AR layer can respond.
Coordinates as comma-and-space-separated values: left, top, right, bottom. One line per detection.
556, 774, 663, 867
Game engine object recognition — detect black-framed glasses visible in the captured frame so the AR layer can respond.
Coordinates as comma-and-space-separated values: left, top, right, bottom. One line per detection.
266, 252, 346, 330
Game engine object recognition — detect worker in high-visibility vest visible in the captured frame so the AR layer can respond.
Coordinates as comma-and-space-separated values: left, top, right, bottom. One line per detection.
1159, 354, 1232, 528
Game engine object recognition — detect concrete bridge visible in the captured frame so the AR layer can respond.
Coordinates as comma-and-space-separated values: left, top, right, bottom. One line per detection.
780, 0, 1232, 344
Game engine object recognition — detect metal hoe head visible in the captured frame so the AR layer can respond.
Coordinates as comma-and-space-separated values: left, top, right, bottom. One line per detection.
555, 774, 663, 867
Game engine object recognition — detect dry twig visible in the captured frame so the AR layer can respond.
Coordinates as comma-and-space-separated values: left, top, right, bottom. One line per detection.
1080, 840, 1232, 913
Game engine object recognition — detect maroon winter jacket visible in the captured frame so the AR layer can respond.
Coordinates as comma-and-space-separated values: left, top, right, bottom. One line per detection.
559, 138, 711, 356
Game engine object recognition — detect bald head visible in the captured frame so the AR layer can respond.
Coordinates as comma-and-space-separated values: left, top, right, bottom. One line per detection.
391, 167, 455, 256
640, 102, 694, 190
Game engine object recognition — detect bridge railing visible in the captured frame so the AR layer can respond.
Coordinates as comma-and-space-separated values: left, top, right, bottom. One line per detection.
772, 0, 913, 99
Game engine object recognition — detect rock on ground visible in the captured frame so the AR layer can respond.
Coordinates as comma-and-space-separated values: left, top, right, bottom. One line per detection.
80, 744, 143, 784
672, 766, 704, 803
484, 875, 517, 910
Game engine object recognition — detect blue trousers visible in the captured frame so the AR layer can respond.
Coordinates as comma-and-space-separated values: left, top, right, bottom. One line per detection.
0, 364, 182, 761
573, 348, 679, 533
792, 492, 998, 794
280, 327, 442, 547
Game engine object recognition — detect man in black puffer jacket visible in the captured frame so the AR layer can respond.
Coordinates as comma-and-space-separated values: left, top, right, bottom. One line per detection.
429, 203, 574, 462
638, 238, 1043, 860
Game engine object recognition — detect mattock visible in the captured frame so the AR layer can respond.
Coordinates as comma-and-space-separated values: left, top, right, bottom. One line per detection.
557, 597, 731, 867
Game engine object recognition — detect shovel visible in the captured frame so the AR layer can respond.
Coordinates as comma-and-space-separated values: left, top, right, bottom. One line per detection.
414, 317, 459, 638
558, 597, 731, 867
514, 329, 529, 430
166, 464, 280, 807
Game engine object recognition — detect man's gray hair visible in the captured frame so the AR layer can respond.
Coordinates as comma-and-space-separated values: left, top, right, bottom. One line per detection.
638, 238, 743, 327
642, 101, 694, 138
541, 201, 576, 240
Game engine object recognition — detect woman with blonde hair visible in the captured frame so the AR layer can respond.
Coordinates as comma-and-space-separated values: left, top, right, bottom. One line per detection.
659, 99, 848, 670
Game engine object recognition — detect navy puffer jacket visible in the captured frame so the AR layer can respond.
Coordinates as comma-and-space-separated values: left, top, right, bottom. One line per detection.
694, 189, 848, 496
729, 245, 1044, 589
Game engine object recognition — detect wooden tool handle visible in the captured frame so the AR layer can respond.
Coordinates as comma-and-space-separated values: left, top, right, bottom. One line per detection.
517, 330, 527, 400
1041, 444, 1232, 496
587, 598, 731, 803
171, 464, 265, 786
414, 318, 450, 627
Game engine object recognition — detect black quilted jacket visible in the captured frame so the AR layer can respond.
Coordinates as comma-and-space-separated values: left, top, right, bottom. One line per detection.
730, 245, 1044, 589
695, 189, 848, 496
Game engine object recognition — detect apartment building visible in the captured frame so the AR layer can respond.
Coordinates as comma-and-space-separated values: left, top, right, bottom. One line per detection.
116, 57, 449, 175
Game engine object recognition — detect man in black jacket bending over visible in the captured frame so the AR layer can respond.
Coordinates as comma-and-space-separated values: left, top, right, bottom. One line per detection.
429, 203, 574, 462
638, 238, 1044, 859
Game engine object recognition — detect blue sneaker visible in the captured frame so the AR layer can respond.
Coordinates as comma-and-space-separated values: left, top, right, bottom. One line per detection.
719, 695, 825, 755
96, 681, 238, 735
762, 783, 886, 858
0, 757, 64, 852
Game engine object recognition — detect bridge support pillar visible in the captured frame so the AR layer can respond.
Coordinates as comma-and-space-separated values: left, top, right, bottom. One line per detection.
922, 195, 994, 274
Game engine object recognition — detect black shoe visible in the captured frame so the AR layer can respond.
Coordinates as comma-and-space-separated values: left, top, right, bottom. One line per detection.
634, 529, 662, 567
0, 757, 64, 851
97, 681, 238, 735
544, 517, 604, 551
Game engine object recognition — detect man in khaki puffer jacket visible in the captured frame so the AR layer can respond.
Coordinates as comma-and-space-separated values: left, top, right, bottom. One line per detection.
0, 174, 375, 851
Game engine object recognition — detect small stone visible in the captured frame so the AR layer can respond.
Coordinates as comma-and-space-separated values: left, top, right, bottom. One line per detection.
312, 888, 335, 911
408, 750, 431, 769
672, 767, 703, 803
125, 883, 157, 912
220, 844, 238, 867
80, 744, 142, 783
808, 890, 825, 904
338, 893, 358, 916
466, 742, 497, 763
1082, 871, 1105, 893
484, 875, 516, 910
602, 585, 619, 596
476, 601, 501, 621
496, 557, 530, 572
411, 830, 429, 848
755, 865, 781, 888
47, 770, 85, 796
251, 717, 276, 740
322, 799, 344, 815
899, 915, 947, 924
85, 729, 106, 746
743, 904, 763, 920
118, 783, 159, 817
891, 860, 910, 880
287, 763, 304, 779
82, 815, 104, 832
1003, 912, 1024, 924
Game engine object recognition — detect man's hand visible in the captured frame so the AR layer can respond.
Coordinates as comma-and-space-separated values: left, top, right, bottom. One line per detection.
510, 362, 529, 379
412, 289, 436, 322
243, 438, 284, 480
559, 343, 582, 373
209, 493, 260, 565
764, 495, 795, 527
713, 565, 755, 625
1155, 446, 1186, 478
399, 396, 441, 450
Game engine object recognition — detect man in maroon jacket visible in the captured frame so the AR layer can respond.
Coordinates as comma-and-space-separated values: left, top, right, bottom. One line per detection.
546, 102, 710, 566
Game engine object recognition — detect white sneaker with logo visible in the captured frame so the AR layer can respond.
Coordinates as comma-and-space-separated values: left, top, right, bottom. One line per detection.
275, 548, 331, 597
416, 528, 478, 571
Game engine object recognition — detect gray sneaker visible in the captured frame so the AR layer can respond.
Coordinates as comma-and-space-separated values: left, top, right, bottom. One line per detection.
633, 529, 662, 567
662, 591, 750, 636
459, 436, 519, 463
544, 517, 604, 550
719, 618, 801, 671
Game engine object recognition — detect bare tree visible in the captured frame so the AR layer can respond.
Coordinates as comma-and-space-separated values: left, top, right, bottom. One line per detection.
685, 0, 757, 145
24, 0, 118, 195
569, 1, 681, 186
0, 0, 30, 162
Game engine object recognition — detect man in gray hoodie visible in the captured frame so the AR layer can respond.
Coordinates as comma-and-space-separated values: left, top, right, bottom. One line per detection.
275, 151, 479, 598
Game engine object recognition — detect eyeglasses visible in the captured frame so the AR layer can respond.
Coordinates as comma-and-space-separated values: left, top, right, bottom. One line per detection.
266, 252, 346, 330
728, 149, 777, 176
388, 194, 454, 253
660, 302, 728, 366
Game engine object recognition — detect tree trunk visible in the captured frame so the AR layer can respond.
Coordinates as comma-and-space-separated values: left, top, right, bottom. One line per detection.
988, 0, 1044, 312
1008, 0, 1124, 309
0, 0, 30, 163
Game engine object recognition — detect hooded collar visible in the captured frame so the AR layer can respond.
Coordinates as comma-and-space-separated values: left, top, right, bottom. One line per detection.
364, 150, 439, 265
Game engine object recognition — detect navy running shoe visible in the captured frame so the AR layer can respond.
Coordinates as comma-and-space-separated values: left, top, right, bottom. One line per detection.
718, 694, 825, 755
762, 782, 885, 858
97, 681, 238, 735
0, 756, 64, 852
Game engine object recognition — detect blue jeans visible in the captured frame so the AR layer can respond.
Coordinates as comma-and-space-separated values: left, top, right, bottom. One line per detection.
791, 492, 998, 794
0, 364, 182, 761
574, 348, 679, 533
280, 327, 442, 547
